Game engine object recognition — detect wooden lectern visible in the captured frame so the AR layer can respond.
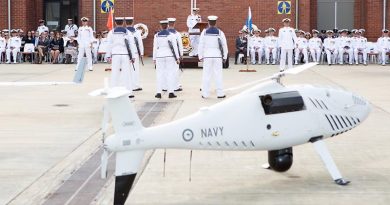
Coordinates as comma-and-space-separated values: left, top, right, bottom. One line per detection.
189, 22, 209, 35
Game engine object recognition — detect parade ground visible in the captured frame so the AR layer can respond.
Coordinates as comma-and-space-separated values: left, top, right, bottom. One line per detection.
1, 59, 390, 205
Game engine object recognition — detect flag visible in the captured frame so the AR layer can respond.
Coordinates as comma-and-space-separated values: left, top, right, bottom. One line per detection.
246, 7, 252, 32
106, 8, 113, 30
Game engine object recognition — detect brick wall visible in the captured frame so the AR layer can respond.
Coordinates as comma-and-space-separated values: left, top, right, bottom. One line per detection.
2, 0, 388, 52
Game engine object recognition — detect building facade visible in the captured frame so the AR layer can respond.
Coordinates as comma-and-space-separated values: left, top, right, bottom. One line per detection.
0, 0, 389, 55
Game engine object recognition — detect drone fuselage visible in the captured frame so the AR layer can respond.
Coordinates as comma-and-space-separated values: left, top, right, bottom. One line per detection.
105, 81, 371, 153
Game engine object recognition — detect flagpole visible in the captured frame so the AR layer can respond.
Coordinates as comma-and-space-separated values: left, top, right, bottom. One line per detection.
239, 6, 256, 72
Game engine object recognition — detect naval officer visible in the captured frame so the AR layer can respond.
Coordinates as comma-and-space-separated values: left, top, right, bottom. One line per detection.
278, 18, 297, 71
168, 17, 184, 92
187, 7, 201, 56
106, 17, 137, 98
125, 17, 144, 91
64, 19, 78, 38
37, 19, 49, 35
75, 17, 94, 71
198, 15, 228, 99
153, 20, 180, 99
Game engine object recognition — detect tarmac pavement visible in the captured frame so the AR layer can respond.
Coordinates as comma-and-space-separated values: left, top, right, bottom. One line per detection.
0, 59, 389, 205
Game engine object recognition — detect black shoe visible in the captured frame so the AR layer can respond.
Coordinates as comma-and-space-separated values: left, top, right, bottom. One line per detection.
217, 95, 226, 99
168, 93, 177, 98
201, 96, 206, 99
155, 93, 161, 99
133, 88, 143, 91
174, 88, 183, 92
234, 62, 238, 65
162, 89, 167, 92
129, 95, 135, 99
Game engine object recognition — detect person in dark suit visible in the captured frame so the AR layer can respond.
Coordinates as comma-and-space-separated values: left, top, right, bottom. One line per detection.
49, 32, 64, 64
234, 30, 248, 64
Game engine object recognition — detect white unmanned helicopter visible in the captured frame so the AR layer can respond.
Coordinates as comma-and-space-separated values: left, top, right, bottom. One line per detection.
91, 63, 371, 205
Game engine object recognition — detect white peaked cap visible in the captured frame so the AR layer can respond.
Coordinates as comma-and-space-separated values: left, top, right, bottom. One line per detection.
208, 16, 218, 21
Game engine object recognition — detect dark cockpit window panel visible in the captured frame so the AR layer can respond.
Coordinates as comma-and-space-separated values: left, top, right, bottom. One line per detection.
259, 91, 306, 115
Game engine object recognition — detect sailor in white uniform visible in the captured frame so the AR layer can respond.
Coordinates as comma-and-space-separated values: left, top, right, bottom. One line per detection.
337, 29, 353, 65
352, 30, 367, 65
168, 17, 184, 91
309, 29, 322, 63
153, 20, 180, 99
64, 19, 78, 38
323, 30, 338, 65
98, 31, 109, 62
278, 18, 298, 71
125, 17, 144, 91
198, 16, 228, 99
264, 28, 278, 65
377, 29, 390, 66
75, 17, 94, 71
187, 7, 201, 56
106, 17, 137, 98
36, 19, 49, 35
295, 30, 309, 64
249, 29, 264, 64
5, 30, 21, 64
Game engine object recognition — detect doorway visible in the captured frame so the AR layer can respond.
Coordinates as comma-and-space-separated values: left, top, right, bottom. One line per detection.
317, 0, 355, 31
44, 0, 79, 31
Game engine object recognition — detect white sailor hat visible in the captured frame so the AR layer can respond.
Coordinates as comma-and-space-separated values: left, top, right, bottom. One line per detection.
18, 29, 24, 33
81, 17, 89, 21
282, 18, 291, 23
102, 30, 108, 34
124, 17, 134, 21
67, 18, 73, 21
351, 29, 357, 33
341, 29, 348, 33
192, 7, 200, 11
354, 29, 361, 34
305, 32, 311, 36
264, 29, 269, 33
207, 16, 218, 21
2, 29, 9, 32
326, 30, 334, 33
299, 30, 305, 34
167, 18, 176, 22
114, 17, 124, 22
253, 29, 261, 33
312, 29, 319, 34
382, 29, 389, 33
268, 28, 276, 32
160, 20, 169, 24
11, 29, 17, 33
39, 19, 45, 23
359, 29, 365, 33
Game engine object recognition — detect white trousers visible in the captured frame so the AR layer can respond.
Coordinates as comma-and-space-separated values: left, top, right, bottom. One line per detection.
77, 46, 93, 70
6, 48, 19, 62
353, 48, 367, 64
310, 48, 321, 62
380, 48, 389, 65
250, 48, 263, 64
265, 48, 277, 64
279, 49, 293, 71
338, 48, 353, 64
92, 47, 98, 63
110, 55, 133, 94
325, 49, 338, 64
130, 56, 141, 89
156, 57, 176, 93
295, 48, 308, 63
202, 58, 224, 98
189, 35, 199, 56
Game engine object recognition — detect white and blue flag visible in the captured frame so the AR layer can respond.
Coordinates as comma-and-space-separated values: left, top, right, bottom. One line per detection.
246, 7, 252, 32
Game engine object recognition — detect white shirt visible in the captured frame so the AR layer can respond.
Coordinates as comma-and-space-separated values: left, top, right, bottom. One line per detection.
377, 36, 390, 49
187, 14, 201, 32
0, 37, 6, 50
168, 28, 184, 57
198, 27, 228, 59
264, 36, 278, 49
76, 26, 94, 47
65, 24, 78, 37
337, 36, 353, 49
278, 27, 298, 49
296, 37, 308, 49
249, 36, 264, 50
352, 36, 367, 49
324, 37, 337, 50
153, 29, 180, 60
37, 25, 49, 35
309, 37, 322, 49
98, 37, 109, 53
106, 27, 136, 58
127, 27, 144, 56
7, 36, 21, 49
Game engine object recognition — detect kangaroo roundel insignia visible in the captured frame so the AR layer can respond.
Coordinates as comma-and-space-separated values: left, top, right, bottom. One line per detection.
182, 129, 194, 142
